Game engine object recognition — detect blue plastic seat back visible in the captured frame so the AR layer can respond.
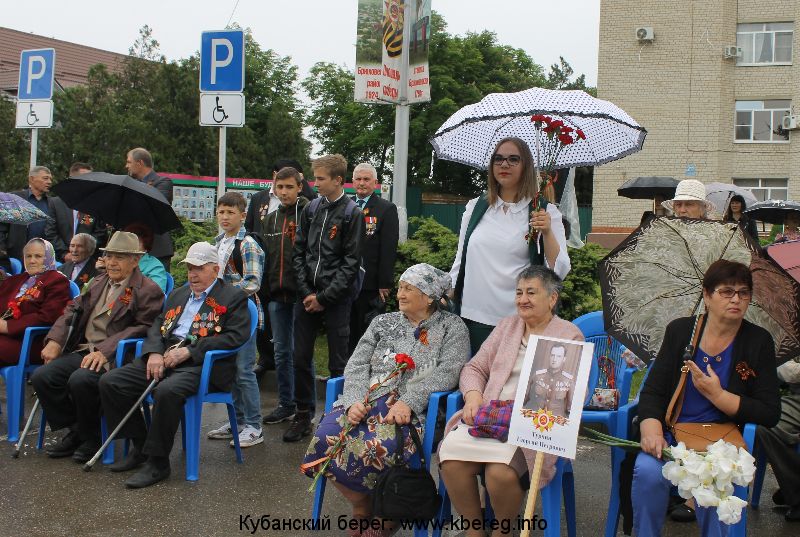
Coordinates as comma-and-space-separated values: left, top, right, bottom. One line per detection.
68, 280, 80, 299
165, 273, 175, 295
9, 258, 22, 275
573, 311, 632, 405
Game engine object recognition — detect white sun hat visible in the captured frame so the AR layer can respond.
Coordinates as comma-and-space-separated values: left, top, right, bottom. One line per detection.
661, 179, 717, 214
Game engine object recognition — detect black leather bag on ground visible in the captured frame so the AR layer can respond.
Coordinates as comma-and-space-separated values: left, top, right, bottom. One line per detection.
371, 423, 440, 522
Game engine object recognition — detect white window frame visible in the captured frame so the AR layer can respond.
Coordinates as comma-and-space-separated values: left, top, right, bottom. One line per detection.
734, 100, 791, 144
736, 22, 793, 66
732, 178, 789, 202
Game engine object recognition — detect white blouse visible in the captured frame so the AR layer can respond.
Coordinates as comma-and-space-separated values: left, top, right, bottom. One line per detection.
449, 196, 571, 326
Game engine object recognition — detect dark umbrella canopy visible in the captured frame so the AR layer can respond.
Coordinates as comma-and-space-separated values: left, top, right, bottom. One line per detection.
52, 172, 182, 233
744, 199, 800, 225
599, 217, 800, 365
617, 176, 679, 200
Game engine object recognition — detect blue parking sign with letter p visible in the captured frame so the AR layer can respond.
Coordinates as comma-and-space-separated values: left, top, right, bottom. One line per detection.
18, 48, 56, 100
200, 30, 245, 92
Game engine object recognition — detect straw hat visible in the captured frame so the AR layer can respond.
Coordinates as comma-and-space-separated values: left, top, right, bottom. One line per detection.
661, 179, 717, 214
100, 231, 146, 255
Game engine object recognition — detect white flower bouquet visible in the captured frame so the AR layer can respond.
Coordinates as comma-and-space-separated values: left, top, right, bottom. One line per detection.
582, 429, 756, 525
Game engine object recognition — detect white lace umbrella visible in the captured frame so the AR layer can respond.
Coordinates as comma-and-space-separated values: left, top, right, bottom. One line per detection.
705, 182, 758, 216
430, 87, 647, 170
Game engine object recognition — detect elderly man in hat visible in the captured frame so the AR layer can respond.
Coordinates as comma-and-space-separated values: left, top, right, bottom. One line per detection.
31, 231, 164, 463
661, 179, 716, 219
99, 242, 251, 488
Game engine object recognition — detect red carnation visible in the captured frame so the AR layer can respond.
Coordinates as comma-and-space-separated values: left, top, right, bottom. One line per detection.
394, 353, 416, 371
558, 133, 574, 145
530, 114, 547, 123
576, 129, 586, 140
561, 126, 573, 134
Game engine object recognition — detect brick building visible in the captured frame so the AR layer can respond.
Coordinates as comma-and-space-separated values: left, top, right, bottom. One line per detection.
594, 1, 799, 231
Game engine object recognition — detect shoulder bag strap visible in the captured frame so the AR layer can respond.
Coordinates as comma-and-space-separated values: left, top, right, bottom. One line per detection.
390, 415, 425, 466
665, 314, 706, 427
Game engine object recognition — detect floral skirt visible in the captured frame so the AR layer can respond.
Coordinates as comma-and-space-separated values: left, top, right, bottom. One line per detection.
302, 392, 424, 494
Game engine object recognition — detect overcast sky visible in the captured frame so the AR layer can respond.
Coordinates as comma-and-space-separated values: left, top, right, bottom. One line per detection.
4, 0, 600, 85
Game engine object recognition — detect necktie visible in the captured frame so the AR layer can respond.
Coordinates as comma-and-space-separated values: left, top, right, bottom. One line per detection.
357, 199, 366, 209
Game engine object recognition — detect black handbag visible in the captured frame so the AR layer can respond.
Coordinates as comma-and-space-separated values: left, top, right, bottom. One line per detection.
371, 423, 440, 522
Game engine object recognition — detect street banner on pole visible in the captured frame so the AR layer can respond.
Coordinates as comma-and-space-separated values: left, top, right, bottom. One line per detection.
407, 0, 431, 104
379, 0, 405, 104
354, 0, 384, 103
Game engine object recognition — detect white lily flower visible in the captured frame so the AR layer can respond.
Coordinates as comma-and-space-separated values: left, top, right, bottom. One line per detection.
662, 461, 686, 485
671, 442, 689, 461
717, 495, 747, 525
692, 485, 721, 507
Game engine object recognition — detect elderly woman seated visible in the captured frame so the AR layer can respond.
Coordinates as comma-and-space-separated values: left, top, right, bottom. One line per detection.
0, 238, 71, 365
438, 265, 584, 537
633, 259, 780, 536
58, 232, 99, 287
301, 263, 470, 537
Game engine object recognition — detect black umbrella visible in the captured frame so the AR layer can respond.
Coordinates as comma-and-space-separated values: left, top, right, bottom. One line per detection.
744, 199, 800, 225
52, 172, 182, 233
617, 176, 680, 200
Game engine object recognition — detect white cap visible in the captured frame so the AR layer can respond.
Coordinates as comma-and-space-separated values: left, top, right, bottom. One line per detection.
180, 242, 219, 266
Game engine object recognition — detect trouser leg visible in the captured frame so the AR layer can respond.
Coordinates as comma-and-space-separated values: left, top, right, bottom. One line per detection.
348, 290, 378, 355
292, 302, 321, 413
269, 300, 295, 409
632, 452, 671, 537
231, 336, 261, 428
756, 396, 800, 507
67, 366, 104, 441
325, 300, 352, 379
30, 353, 85, 431
99, 358, 150, 443
144, 367, 201, 457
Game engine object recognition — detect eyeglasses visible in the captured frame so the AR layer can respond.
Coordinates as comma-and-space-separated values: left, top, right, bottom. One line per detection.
714, 287, 752, 300
491, 154, 522, 167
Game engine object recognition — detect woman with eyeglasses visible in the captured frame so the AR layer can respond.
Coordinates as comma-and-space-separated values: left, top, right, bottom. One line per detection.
632, 259, 780, 536
450, 137, 570, 353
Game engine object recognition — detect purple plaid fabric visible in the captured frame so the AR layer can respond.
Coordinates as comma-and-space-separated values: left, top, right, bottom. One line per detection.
468, 399, 514, 442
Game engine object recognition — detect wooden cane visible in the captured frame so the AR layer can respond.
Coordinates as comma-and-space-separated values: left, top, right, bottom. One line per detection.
12, 398, 40, 459
520, 451, 545, 537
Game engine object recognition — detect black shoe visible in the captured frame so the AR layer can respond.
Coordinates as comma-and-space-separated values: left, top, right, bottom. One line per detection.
72, 438, 102, 463
47, 430, 82, 458
282, 411, 312, 443
668, 503, 696, 523
125, 460, 171, 489
773, 489, 787, 506
263, 405, 296, 424
109, 447, 147, 473
786, 506, 800, 522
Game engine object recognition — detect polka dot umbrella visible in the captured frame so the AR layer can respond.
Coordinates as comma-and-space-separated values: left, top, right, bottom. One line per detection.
430, 87, 647, 170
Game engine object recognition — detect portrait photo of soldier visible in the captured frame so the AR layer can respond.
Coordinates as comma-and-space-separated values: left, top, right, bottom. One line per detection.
522, 340, 581, 418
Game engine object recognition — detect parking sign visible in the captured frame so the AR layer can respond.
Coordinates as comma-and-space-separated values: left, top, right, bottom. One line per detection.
200, 30, 245, 92
18, 48, 56, 100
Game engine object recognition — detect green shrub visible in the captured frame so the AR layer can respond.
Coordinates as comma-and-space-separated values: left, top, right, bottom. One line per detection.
560, 243, 608, 320
169, 217, 218, 285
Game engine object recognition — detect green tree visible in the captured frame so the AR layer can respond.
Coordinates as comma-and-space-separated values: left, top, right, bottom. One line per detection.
0, 98, 33, 191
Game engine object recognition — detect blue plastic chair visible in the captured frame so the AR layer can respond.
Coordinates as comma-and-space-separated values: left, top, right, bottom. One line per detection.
432, 392, 576, 537
748, 427, 800, 509
165, 273, 174, 295
1, 280, 81, 441
9, 258, 22, 275
572, 310, 639, 537
310, 376, 453, 536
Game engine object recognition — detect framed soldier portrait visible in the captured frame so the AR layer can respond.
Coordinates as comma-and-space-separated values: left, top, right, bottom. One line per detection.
508, 335, 594, 459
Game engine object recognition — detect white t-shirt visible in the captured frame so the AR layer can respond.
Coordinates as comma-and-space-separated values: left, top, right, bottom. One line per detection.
449, 196, 571, 326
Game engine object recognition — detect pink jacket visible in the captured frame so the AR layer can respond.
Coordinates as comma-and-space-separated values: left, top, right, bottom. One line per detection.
442, 314, 584, 488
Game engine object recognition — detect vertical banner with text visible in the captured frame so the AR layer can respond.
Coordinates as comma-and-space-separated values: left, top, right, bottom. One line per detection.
354, 0, 431, 104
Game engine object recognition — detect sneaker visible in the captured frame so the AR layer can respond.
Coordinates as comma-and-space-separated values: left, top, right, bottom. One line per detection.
282, 411, 312, 443
207, 423, 233, 440
231, 425, 264, 448
263, 405, 296, 424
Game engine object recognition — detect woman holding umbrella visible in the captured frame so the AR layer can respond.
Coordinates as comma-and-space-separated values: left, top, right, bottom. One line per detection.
450, 137, 570, 352
723, 195, 759, 241
0, 238, 72, 364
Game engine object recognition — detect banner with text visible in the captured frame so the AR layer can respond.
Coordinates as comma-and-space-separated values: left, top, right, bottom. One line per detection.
354, 0, 431, 104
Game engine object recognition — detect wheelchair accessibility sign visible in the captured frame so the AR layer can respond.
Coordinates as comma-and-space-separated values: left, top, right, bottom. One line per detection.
15, 100, 53, 128
199, 93, 244, 127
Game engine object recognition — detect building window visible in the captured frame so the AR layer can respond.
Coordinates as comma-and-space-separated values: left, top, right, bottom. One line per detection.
736, 22, 793, 65
734, 100, 790, 142
732, 178, 789, 201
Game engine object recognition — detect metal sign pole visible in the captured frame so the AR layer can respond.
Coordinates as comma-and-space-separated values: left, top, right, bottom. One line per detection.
218, 126, 227, 203
29, 128, 38, 168
391, 0, 413, 242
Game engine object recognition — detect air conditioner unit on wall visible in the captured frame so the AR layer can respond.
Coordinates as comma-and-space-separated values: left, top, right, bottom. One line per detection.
635, 27, 654, 41
782, 115, 799, 130
724, 46, 743, 58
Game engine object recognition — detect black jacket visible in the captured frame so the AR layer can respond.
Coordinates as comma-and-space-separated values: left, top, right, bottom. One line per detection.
45, 197, 109, 261
58, 257, 99, 285
638, 316, 781, 428
292, 193, 364, 307
137, 170, 174, 259
141, 279, 250, 390
261, 196, 309, 303
357, 195, 399, 291
245, 181, 317, 234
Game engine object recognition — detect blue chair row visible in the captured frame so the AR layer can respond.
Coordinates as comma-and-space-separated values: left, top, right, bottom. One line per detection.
311, 376, 453, 536
1, 280, 81, 441
9, 257, 22, 275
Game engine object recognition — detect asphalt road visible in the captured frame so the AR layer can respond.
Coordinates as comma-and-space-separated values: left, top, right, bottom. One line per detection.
0, 373, 796, 537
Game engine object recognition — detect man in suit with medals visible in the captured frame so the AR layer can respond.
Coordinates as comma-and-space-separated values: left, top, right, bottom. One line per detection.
99, 242, 251, 488
524, 344, 575, 418
31, 231, 164, 463
348, 163, 399, 354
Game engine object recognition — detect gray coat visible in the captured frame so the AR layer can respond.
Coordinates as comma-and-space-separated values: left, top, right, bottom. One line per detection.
337, 309, 471, 416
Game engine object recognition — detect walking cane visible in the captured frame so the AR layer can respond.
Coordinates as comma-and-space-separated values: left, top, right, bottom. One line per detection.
83, 379, 157, 472
11, 398, 41, 459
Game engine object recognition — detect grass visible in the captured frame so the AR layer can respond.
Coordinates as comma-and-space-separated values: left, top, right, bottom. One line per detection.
313, 334, 330, 378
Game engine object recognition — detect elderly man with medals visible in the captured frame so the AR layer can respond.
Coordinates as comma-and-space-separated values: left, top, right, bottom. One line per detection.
98, 242, 251, 488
